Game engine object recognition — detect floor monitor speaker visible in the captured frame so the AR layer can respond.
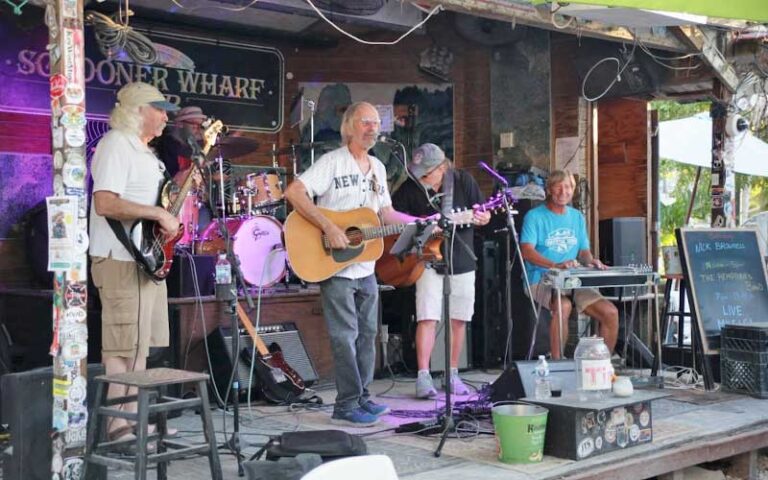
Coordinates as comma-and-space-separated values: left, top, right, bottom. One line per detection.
490, 359, 576, 403
0, 364, 106, 480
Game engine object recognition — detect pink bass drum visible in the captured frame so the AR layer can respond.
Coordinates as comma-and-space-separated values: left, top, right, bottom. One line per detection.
197, 216, 286, 287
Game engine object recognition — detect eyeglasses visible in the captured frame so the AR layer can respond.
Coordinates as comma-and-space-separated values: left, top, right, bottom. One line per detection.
358, 118, 381, 128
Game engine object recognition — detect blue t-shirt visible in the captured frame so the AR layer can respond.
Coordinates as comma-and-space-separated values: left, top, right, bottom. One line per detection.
520, 204, 590, 284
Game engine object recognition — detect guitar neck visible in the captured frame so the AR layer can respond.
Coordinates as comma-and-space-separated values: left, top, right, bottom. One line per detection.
167, 168, 199, 217
359, 223, 406, 240
167, 120, 223, 217
235, 302, 270, 356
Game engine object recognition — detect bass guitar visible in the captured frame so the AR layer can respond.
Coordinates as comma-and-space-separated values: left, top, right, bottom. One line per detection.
132, 120, 223, 280
375, 192, 513, 287
235, 302, 306, 403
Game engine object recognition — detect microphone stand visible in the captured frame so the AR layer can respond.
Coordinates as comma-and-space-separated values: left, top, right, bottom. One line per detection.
207, 148, 255, 478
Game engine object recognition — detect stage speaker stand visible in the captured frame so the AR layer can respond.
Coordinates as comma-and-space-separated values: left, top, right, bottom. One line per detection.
474, 199, 549, 368
0, 364, 106, 480
490, 360, 576, 403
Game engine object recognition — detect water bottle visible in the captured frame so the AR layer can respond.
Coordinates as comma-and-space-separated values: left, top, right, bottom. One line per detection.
534, 355, 552, 400
215, 253, 232, 285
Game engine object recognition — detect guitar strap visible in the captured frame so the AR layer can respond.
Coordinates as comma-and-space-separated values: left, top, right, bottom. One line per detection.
106, 218, 156, 280
105, 165, 172, 280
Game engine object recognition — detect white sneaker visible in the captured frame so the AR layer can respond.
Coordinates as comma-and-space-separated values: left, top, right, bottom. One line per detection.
415, 372, 438, 399
443, 372, 471, 396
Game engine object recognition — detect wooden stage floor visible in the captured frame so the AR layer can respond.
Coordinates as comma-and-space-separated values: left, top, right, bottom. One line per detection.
101, 370, 768, 480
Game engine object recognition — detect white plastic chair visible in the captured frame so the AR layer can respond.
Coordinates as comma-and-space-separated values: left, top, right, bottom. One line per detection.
300, 455, 399, 480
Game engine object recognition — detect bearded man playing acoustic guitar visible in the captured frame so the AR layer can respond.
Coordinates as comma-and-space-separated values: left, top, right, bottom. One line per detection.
391, 143, 491, 399
284, 101, 417, 427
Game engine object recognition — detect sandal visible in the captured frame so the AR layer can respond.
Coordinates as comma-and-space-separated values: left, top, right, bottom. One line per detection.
107, 425, 135, 443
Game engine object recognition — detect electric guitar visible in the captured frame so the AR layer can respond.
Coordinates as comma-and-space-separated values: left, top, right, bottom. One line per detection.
235, 302, 305, 403
132, 120, 223, 280
375, 192, 513, 287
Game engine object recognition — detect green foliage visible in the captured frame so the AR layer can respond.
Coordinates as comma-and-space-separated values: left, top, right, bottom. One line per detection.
651, 100, 710, 122
655, 100, 768, 244
659, 159, 711, 245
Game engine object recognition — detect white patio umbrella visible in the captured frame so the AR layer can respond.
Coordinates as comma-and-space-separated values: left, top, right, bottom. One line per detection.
659, 113, 768, 177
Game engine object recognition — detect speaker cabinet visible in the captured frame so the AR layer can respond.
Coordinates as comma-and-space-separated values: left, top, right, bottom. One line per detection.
599, 217, 647, 266
206, 323, 318, 405
0, 364, 106, 480
167, 254, 216, 298
490, 360, 576, 403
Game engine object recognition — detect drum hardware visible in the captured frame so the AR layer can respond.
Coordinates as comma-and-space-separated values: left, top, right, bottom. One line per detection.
208, 136, 260, 159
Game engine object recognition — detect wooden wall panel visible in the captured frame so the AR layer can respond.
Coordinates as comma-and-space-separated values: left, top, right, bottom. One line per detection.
597, 97, 649, 220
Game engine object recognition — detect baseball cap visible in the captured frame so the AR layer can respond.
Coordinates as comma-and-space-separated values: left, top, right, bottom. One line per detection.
116, 82, 179, 112
410, 143, 447, 179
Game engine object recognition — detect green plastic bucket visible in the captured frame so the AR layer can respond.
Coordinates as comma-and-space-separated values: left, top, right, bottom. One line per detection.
492, 404, 548, 463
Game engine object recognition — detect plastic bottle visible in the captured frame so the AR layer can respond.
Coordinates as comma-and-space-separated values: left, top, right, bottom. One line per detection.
574, 336, 612, 401
215, 253, 232, 285
534, 355, 552, 400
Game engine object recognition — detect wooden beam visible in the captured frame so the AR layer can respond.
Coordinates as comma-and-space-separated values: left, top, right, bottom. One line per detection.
418, 0, 691, 52
674, 26, 740, 92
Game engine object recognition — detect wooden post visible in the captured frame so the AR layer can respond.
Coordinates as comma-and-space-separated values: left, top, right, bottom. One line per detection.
711, 80, 736, 227
46, 0, 90, 476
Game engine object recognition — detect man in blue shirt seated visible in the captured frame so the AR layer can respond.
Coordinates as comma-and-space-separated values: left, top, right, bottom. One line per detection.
520, 170, 618, 359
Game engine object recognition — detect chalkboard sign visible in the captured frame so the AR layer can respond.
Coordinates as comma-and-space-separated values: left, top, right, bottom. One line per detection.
677, 228, 768, 353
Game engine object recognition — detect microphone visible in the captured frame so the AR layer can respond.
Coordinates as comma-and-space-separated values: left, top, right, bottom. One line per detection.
377, 135, 400, 145
478, 161, 509, 187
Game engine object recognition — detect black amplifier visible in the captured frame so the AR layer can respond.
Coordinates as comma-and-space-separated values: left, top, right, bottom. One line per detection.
526, 390, 667, 460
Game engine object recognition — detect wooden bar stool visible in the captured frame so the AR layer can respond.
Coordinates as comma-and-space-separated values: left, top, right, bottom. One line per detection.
83, 368, 222, 480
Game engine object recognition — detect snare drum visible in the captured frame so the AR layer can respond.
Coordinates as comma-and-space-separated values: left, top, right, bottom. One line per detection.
197, 216, 286, 287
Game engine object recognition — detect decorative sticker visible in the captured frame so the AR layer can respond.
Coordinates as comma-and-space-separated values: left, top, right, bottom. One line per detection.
65, 283, 87, 308
64, 127, 85, 147
50, 74, 67, 99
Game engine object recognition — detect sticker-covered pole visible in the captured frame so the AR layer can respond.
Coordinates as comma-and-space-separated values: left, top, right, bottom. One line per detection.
46, 0, 91, 477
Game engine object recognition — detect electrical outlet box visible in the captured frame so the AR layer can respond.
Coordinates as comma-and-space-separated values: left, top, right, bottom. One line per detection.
500, 132, 515, 149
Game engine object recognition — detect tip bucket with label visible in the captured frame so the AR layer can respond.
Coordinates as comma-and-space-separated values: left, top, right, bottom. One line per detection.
492, 403, 548, 463
662, 245, 682, 275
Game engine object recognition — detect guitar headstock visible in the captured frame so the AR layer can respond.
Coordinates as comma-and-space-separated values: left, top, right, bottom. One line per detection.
201, 119, 224, 156
444, 191, 517, 227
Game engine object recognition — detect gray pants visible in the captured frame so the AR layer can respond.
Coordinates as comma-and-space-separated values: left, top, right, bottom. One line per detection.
319, 274, 378, 413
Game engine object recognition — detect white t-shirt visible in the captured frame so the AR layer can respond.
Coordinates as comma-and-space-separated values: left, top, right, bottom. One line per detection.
298, 146, 392, 279
88, 129, 166, 261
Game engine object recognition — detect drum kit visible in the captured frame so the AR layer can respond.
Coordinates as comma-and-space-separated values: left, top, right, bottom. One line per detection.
174, 136, 311, 289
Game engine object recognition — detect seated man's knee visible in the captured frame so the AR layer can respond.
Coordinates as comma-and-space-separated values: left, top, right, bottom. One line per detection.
550, 296, 573, 315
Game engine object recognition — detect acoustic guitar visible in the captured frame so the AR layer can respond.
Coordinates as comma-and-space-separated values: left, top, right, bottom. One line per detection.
284, 207, 408, 283
235, 302, 305, 403
375, 192, 513, 287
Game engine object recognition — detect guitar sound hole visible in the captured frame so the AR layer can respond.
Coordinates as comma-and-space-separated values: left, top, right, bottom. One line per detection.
345, 227, 363, 247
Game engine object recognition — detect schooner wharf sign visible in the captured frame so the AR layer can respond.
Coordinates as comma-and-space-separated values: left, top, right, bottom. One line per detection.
0, 17, 284, 132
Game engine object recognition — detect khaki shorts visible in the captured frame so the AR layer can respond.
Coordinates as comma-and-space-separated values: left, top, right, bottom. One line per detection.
529, 283, 603, 314
91, 256, 169, 358
415, 268, 475, 322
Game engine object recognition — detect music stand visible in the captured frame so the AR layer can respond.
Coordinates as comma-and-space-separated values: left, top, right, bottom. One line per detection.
389, 222, 437, 259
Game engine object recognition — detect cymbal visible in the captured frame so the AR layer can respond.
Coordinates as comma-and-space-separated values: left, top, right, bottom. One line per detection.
273, 141, 328, 155
207, 136, 260, 159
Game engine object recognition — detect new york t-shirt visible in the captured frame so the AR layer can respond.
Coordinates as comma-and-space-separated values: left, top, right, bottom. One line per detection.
298, 146, 392, 279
